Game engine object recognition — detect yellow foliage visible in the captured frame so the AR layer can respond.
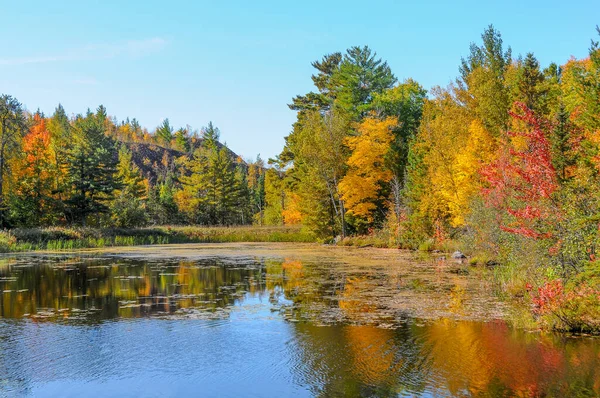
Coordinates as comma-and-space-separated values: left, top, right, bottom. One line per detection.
338, 115, 396, 222
415, 92, 497, 227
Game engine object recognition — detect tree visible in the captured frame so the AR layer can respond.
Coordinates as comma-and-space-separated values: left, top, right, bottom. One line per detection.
111, 145, 148, 227
481, 102, 558, 239
0, 95, 27, 226
10, 114, 56, 225
264, 167, 285, 225
513, 53, 547, 114
174, 127, 191, 153
458, 25, 512, 136
370, 79, 427, 183
147, 176, 179, 225
334, 46, 397, 119
289, 53, 342, 112
64, 107, 121, 225
156, 118, 173, 147
338, 115, 396, 226
47, 104, 72, 206
289, 109, 349, 238
247, 155, 266, 225
177, 122, 240, 225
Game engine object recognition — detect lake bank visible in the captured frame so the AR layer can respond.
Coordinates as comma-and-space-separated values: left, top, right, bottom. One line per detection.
0, 225, 315, 253
0, 242, 597, 397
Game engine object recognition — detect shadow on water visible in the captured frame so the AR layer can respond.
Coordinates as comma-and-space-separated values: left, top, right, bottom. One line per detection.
0, 244, 598, 397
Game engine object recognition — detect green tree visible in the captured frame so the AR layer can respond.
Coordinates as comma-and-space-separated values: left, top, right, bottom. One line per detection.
334, 46, 397, 119
147, 176, 179, 225
247, 155, 266, 225
178, 122, 240, 225
371, 79, 427, 183
0, 95, 27, 226
64, 107, 121, 225
264, 167, 285, 225
514, 52, 546, 113
111, 145, 147, 227
174, 127, 192, 153
289, 52, 342, 112
156, 118, 173, 147
47, 104, 72, 206
458, 25, 512, 135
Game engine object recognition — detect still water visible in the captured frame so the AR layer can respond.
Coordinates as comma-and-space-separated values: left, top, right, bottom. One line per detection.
0, 243, 598, 397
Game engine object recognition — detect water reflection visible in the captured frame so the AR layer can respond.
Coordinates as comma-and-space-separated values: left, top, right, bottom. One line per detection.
0, 248, 598, 397
290, 321, 600, 397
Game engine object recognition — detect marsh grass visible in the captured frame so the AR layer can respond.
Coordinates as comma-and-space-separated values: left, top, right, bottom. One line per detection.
0, 225, 314, 253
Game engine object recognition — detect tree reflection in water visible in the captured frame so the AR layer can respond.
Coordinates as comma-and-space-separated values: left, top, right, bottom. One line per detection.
0, 251, 597, 396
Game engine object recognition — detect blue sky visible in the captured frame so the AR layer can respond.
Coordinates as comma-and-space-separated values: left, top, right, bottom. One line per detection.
0, 0, 598, 160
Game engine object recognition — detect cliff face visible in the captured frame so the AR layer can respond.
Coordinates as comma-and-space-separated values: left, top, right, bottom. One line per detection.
123, 140, 244, 185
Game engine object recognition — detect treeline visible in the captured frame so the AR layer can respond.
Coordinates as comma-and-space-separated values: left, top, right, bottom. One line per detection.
0, 101, 270, 228
266, 26, 600, 331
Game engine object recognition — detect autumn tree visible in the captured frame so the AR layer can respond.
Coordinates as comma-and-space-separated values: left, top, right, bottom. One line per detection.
0, 95, 27, 226
10, 114, 56, 225
288, 110, 349, 238
481, 102, 558, 239
338, 115, 396, 227
264, 167, 285, 225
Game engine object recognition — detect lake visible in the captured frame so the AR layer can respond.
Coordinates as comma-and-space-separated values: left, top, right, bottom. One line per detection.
0, 243, 598, 397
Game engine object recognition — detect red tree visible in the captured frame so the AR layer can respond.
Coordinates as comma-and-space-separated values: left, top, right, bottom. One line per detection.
480, 102, 558, 239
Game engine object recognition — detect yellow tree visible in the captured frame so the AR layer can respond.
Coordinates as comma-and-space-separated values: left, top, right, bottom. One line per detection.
411, 88, 496, 228
338, 115, 396, 224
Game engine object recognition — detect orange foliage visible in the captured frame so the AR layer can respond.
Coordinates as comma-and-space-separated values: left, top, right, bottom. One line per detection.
282, 192, 302, 225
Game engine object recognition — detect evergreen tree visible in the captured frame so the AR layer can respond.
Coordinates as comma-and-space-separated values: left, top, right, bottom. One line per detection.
174, 127, 191, 153
156, 118, 173, 147
111, 145, 147, 227
147, 176, 179, 225
47, 104, 72, 206
64, 107, 120, 225
334, 46, 397, 119
178, 122, 240, 225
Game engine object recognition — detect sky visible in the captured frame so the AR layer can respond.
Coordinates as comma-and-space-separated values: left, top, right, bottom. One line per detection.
0, 0, 598, 160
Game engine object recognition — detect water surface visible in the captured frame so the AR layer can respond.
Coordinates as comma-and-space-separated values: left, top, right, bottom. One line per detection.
0, 243, 598, 397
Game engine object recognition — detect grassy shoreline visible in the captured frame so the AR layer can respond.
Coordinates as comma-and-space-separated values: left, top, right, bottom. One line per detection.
0, 225, 315, 253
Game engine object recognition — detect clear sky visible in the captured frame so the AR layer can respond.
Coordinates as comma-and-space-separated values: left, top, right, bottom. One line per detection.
0, 0, 598, 160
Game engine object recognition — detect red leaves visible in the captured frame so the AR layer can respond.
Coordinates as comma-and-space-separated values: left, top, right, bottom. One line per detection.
530, 279, 563, 315
529, 279, 600, 319
481, 102, 558, 240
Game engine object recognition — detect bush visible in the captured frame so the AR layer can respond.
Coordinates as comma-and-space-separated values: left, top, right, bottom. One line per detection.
527, 278, 600, 333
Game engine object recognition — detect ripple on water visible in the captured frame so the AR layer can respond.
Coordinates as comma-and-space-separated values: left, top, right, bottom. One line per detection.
0, 244, 597, 397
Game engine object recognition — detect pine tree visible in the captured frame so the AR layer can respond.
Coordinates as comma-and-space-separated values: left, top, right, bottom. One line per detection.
178, 122, 239, 225
47, 104, 72, 207
156, 118, 173, 147
111, 145, 148, 227
64, 107, 121, 225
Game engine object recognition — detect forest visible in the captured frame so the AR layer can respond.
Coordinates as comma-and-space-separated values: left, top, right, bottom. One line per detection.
1, 25, 600, 330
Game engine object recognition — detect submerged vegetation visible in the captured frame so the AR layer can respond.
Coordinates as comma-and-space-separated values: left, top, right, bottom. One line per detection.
1, 25, 600, 332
